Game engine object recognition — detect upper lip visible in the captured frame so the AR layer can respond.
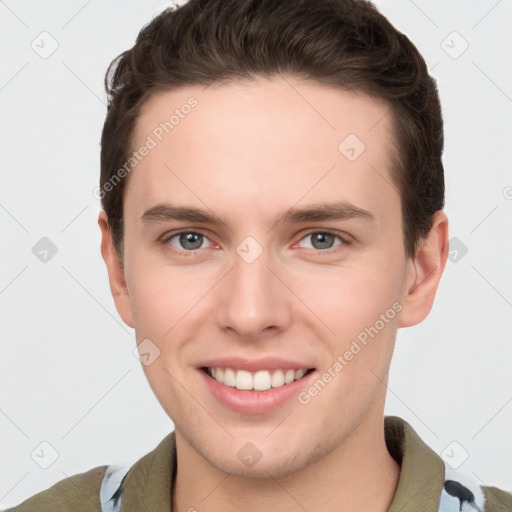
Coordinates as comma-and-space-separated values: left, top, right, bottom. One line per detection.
197, 357, 315, 372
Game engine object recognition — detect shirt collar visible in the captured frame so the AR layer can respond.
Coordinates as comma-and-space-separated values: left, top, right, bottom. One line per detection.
385, 416, 445, 511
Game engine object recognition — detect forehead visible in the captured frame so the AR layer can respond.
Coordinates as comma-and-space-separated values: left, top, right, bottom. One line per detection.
127, 76, 399, 223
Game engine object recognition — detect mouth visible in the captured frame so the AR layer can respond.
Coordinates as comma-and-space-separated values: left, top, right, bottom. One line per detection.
202, 366, 315, 391
198, 363, 317, 414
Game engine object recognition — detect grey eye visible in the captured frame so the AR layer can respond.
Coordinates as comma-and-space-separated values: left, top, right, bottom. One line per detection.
170, 232, 208, 251
299, 232, 342, 251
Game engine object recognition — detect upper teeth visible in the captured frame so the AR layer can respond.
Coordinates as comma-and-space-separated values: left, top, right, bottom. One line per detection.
207, 367, 308, 391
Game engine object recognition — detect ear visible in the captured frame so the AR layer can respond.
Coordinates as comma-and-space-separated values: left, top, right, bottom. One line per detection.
98, 210, 134, 328
398, 211, 449, 327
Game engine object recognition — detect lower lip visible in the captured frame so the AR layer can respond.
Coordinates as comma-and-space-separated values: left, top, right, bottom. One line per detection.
199, 369, 316, 414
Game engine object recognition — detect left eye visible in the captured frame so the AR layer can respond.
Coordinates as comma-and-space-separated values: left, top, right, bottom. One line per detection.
167, 232, 211, 251
297, 231, 344, 251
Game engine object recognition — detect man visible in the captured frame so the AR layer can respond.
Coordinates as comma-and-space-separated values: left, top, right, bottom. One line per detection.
5, 0, 511, 510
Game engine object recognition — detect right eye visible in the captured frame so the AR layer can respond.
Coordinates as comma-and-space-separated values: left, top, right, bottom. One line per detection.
162, 230, 214, 255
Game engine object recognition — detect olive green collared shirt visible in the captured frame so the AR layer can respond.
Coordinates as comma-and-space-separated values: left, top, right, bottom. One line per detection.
4, 416, 511, 511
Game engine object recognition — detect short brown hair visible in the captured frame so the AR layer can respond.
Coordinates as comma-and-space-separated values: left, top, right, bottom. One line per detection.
100, 0, 444, 258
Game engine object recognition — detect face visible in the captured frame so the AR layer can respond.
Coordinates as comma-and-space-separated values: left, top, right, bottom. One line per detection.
100, 76, 444, 478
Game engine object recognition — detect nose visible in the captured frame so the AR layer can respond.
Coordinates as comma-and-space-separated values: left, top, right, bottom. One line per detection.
215, 246, 292, 341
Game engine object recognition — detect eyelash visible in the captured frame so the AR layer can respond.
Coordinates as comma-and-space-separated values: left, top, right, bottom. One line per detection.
160, 229, 351, 257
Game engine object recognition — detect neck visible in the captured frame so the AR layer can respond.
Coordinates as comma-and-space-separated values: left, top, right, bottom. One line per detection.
172, 410, 400, 512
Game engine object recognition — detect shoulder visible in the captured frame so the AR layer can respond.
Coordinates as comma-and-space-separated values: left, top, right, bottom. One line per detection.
385, 416, 512, 512
2, 432, 177, 512
482, 485, 512, 511
437, 453, 512, 512
2, 465, 108, 512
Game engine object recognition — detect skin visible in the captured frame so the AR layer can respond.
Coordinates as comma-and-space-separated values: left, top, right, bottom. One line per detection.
99, 75, 449, 512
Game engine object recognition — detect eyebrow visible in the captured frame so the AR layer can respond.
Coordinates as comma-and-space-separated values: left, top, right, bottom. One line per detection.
140, 202, 374, 226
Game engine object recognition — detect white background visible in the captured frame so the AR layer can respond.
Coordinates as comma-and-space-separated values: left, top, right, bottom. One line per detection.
1, 0, 511, 507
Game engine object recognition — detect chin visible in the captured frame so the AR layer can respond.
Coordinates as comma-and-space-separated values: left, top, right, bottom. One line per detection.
211, 453, 309, 479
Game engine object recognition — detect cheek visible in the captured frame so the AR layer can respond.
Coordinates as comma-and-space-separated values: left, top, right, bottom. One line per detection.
125, 246, 216, 336
292, 256, 406, 340
127, 263, 207, 416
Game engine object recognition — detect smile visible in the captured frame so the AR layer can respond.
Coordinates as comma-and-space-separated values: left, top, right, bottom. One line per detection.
204, 367, 313, 391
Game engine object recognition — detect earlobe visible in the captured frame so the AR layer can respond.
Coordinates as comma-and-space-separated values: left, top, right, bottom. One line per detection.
98, 211, 134, 328
398, 211, 449, 328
